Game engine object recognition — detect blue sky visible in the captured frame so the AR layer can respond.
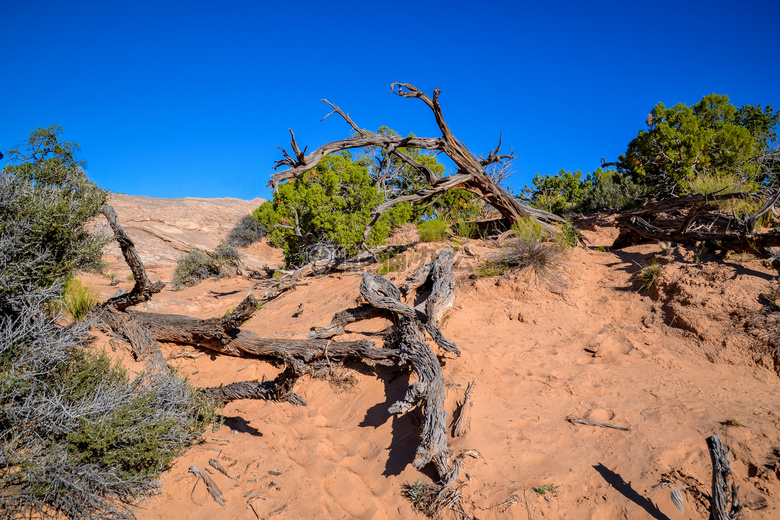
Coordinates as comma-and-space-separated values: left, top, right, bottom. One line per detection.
2, 0, 778, 201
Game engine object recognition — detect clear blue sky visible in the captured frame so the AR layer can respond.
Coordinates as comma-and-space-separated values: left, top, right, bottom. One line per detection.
2, 0, 778, 201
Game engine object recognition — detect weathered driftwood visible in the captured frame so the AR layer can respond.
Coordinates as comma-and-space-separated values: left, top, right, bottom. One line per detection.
203, 366, 306, 406
269, 83, 563, 244
360, 266, 459, 356
101, 308, 167, 370
101, 204, 165, 310
707, 433, 741, 520
307, 304, 384, 340
613, 188, 780, 273
124, 294, 257, 350
566, 416, 630, 432
189, 466, 225, 506
452, 380, 475, 438
312, 248, 461, 492
208, 459, 233, 480
126, 307, 397, 366
400, 263, 432, 296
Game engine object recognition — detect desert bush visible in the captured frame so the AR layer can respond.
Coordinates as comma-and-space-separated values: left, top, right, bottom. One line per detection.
417, 219, 450, 242
254, 153, 410, 266
0, 307, 218, 518
455, 220, 478, 239
579, 168, 647, 211
522, 170, 586, 216
512, 217, 546, 243
0, 127, 221, 519
172, 249, 217, 289
556, 219, 579, 247
172, 243, 243, 290
617, 94, 779, 195
62, 279, 99, 321
0, 128, 108, 315
226, 214, 267, 247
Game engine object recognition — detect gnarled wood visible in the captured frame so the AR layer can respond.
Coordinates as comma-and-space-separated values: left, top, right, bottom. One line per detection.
307, 304, 383, 340
707, 433, 741, 520
125, 294, 258, 350
203, 366, 306, 405
101, 204, 165, 310
389, 317, 453, 479
269, 84, 564, 245
452, 380, 475, 438
123, 307, 397, 366
311, 247, 461, 490
101, 307, 167, 370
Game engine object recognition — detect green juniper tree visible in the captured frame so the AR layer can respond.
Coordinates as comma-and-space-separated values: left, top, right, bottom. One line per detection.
617, 94, 779, 196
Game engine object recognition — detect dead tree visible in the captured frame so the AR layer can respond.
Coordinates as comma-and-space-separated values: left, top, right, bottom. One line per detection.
314, 248, 467, 516
612, 190, 780, 271
269, 83, 564, 240
97, 204, 396, 404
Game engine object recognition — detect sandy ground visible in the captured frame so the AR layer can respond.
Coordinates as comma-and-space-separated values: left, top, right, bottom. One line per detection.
79, 197, 780, 519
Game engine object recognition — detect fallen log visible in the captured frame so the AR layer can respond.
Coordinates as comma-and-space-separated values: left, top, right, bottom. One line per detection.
318, 248, 462, 495
203, 366, 306, 406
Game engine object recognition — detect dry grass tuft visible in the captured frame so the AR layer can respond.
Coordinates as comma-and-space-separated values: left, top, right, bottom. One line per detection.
499, 239, 568, 288
635, 259, 663, 293
403, 480, 467, 518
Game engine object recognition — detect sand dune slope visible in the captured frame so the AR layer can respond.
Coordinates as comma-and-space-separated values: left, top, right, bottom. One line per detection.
81, 197, 780, 519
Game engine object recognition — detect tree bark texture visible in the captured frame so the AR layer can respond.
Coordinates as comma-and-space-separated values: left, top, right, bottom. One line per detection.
707, 433, 741, 520
101, 204, 165, 310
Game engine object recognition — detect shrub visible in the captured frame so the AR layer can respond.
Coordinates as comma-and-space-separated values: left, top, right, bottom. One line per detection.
62, 279, 99, 321
617, 94, 778, 195
172, 243, 243, 290
254, 153, 400, 266
579, 168, 647, 212
556, 219, 579, 247
226, 214, 267, 247
0, 127, 108, 315
456, 220, 478, 239
417, 219, 450, 242
522, 170, 585, 216
512, 217, 546, 243
0, 306, 220, 519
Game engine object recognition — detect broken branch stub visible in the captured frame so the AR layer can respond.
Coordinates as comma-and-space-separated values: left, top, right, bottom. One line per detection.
707, 433, 741, 520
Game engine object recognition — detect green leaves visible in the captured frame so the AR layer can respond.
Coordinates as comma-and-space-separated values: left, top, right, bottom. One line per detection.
254, 152, 391, 265
618, 94, 778, 195
522, 170, 586, 216
1, 127, 108, 314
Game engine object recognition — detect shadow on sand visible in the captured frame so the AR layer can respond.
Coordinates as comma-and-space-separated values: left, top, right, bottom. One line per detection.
593, 463, 670, 520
